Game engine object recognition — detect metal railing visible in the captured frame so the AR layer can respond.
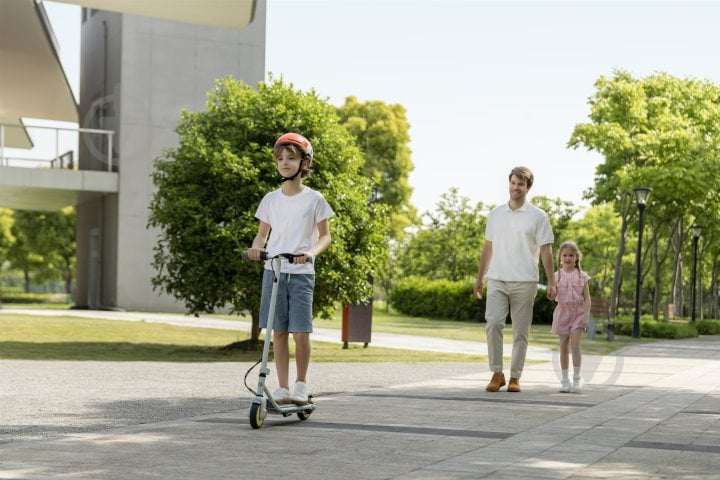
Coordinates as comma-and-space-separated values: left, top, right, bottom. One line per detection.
0, 123, 115, 172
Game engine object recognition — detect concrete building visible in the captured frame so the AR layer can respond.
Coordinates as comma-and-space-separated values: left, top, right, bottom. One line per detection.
0, 0, 265, 311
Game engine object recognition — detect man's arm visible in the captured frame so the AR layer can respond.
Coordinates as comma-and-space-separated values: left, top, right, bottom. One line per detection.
540, 243, 556, 300
474, 240, 493, 300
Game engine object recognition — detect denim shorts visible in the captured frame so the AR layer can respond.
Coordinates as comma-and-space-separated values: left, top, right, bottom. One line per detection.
259, 269, 315, 333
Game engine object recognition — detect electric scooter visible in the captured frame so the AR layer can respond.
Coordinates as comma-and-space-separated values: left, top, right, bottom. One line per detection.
241, 251, 316, 429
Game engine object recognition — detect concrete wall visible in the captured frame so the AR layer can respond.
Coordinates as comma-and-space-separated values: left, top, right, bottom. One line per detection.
76, 2, 266, 311
76, 8, 122, 309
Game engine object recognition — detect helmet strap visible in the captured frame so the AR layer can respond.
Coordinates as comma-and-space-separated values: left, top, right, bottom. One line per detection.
277, 159, 305, 182
278, 168, 302, 182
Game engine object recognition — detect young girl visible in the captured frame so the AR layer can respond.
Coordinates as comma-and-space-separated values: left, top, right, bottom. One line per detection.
552, 241, 591, 393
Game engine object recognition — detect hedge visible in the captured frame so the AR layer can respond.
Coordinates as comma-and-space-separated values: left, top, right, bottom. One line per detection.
609, 318, 715, 339
0, 292, 71, 304
389, 276, 555, 324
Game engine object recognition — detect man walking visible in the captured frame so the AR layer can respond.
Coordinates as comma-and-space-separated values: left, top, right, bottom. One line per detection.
473, 166, 556, 393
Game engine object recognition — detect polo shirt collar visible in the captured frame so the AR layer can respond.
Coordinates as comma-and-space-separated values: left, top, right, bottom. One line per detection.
503, 201, 530, 213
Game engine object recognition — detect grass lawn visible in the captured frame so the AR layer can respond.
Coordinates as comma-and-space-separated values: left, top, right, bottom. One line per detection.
208, 306, 642, 355
1, 302, 648, 362
0, 314, 485, 363
310, 307, 642, 356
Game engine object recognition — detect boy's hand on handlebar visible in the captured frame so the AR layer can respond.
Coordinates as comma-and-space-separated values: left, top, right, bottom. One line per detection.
246, 248, 266, 261
292, 252, 313, 264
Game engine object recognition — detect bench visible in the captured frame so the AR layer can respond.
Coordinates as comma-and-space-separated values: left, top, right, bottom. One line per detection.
587, 296, 630, 341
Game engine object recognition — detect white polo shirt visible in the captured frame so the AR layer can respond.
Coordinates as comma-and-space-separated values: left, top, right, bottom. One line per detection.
484, 201, 554, 282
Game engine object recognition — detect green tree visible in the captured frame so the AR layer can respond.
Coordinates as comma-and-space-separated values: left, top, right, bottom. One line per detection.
396, 188, 486, 282
29, 207, 76, 294
0, 208, 13, 256
149, 76, 389, 342
0, 209, 75, 294
564, 204, 623, 296
6, 211, 46, 292
0, 208, 15, 292
337, 96, 416, 238
569, 70, 720, 317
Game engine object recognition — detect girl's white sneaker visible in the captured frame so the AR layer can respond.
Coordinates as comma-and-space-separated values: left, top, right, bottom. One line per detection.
571, 376, 584, 393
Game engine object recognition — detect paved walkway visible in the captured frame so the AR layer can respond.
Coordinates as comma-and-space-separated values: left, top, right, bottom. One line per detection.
1, 309, 719, 479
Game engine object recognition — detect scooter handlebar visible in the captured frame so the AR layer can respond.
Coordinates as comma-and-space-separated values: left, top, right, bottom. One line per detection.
241, 251, 312, 264
241, 250, 268, 261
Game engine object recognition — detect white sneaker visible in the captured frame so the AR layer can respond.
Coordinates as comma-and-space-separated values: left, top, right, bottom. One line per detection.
571, 376, 584, 393
291, 382, 309, 405
559, 379, 571, 393
272, 387, 292, 404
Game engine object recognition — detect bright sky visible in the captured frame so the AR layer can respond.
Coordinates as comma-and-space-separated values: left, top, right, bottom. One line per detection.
45, 0, 720, 215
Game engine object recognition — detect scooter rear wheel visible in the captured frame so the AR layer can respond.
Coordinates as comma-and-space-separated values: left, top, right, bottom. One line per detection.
297, 409, 312, 421
250, 403, 264, 429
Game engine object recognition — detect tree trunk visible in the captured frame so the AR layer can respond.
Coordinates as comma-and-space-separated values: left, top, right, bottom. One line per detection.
251, 309, 260, 343
710, 255, 719, 319
669, 219, 684, 316
23, 270, 30, 293
610, 193, 634, 317
652, 224, 661, 320
64, 267, 72, 294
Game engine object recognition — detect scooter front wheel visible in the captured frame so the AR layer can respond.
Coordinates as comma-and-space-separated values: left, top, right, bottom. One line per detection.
250, 403, 264, 429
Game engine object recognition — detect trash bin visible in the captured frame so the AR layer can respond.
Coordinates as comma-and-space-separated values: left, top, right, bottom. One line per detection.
665, 304, 675, 321
341, 302, 372, 348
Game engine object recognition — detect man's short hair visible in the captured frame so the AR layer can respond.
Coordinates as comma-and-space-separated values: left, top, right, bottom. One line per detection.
509, 166, 534, 189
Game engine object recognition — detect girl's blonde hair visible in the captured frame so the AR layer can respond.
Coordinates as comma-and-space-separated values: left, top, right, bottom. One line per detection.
558, 240, 583, 272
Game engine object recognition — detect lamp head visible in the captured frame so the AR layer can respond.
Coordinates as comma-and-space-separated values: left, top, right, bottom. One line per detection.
633, 187, 653, 206
691, 225, 703, 239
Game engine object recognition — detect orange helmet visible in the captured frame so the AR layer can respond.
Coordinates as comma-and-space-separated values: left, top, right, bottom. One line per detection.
274, 133, 313, 162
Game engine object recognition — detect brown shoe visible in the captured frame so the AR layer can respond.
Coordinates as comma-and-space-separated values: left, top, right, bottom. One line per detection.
507, 377, 521, 392
485, 372, 506, 392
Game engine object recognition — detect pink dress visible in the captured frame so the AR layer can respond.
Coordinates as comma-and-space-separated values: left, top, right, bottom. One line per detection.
551, 269, 590, 335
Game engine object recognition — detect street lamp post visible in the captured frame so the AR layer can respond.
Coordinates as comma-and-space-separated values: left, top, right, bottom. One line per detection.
691, 225, 703, 322
632, 187, 652, 339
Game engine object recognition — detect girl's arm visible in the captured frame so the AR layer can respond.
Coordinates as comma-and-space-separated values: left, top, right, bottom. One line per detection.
582, 281, 591, 329
247, 221, 271, 260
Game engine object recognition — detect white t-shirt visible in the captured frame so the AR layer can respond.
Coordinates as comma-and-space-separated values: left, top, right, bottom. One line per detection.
255, 186, 334, 274
484, 201, 554, 282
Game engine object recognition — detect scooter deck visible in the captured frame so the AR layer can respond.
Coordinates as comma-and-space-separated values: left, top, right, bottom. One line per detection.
267, 402, 316, 416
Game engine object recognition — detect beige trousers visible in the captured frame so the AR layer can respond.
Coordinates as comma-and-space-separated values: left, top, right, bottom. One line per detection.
485, 280, 538, 379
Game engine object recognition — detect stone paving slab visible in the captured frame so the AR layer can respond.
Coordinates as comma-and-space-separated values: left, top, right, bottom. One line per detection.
2, 308, 719, 479
2, 337, 719, 479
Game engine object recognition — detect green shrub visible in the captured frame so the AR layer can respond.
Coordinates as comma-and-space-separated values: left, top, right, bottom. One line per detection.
389, 277, 555, 323
695, 319, 720, 335
613, 318, 698, 339
533, 292, 555, 325
0, 286, 24, 295
390, 276, 483, 321
0, 292, 71, 304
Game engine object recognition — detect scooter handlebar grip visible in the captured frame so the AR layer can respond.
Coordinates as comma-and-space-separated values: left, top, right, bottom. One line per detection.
241, 250, 268, 260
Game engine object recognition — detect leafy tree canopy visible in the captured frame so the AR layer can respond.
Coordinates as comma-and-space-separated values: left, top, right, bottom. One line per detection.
563, 203, 623, 295
148, 76, 389, 330
569, 69, 720, 224
0, 208, 13, 253
531, 195, 578, 249
397, 188, 485, 281
337, 96, 416, 238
